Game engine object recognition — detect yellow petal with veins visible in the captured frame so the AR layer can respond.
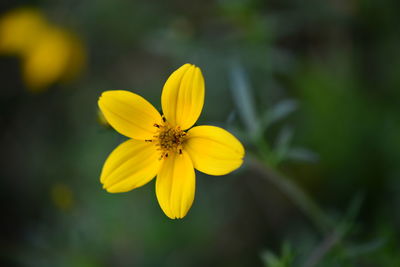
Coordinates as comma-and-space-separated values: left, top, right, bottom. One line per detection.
98, 90, 162, 140
161, 64, 205, 130
101, 139, 161, 193
185, 125, 245, 176
156, 151, 195, 219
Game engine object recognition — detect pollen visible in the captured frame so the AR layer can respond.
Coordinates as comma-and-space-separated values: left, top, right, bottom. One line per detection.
153, 117, 186, 159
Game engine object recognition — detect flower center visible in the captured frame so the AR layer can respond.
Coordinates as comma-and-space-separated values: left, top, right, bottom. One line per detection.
146, 116, 186, 159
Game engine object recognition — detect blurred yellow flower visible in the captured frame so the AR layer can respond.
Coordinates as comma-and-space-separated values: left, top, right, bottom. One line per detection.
51, 183, 74, 212
22, 27, 85, 92
97, 108, 110, 127
0, 7, 86, 92
0, 8, 47, 55
98, 64, 245, 219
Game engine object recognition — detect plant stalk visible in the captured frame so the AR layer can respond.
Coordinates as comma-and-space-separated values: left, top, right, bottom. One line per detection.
249, 156, 332, 234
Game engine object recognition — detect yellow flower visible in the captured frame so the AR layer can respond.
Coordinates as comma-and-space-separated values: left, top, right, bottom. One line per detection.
51, 183, 74, 212
98, 64, 245, 219
0, 7, 86, 92
0, 8, 47, 55
22, 27, 85, 92
97, 108, 110, 127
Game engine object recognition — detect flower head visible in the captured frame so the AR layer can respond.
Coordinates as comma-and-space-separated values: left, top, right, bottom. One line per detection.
22, 27, 85, 91
0, 8, 47, 55
98, 64, 245, 219
0, 7, 86, 92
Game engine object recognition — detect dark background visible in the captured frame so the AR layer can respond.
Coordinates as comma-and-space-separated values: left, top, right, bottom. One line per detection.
1, 0, 400, 266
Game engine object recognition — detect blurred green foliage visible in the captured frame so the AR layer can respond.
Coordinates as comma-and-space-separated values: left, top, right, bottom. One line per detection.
1, 0, 400, 266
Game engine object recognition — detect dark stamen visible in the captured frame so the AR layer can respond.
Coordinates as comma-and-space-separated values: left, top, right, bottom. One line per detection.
154, 123, 160, 128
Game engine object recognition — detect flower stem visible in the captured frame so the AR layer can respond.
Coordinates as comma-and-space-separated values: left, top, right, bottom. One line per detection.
249, 156, 332, 234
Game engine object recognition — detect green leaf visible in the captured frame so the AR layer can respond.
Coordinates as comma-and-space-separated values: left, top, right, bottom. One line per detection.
262, 99, 298, 129
261, 242, 294, 267
229, 60, 260, 139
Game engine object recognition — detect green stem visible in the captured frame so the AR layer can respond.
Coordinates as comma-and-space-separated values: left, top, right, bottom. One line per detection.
256, 138, 277, 167
249, 156, 332, 234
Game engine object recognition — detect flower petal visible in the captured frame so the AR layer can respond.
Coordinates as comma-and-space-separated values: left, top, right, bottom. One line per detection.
156, 151, 195, 219
161, 64, 205, 130
185, 126, 245, 176
100, 139, 161, 193
98, 90, 162, 140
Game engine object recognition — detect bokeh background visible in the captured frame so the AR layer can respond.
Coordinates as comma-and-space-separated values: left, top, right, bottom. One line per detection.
1, 0, 400, 266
